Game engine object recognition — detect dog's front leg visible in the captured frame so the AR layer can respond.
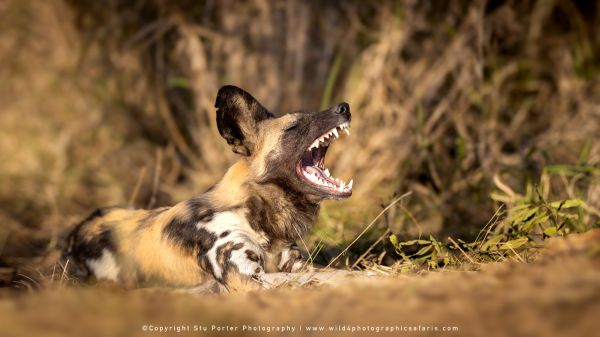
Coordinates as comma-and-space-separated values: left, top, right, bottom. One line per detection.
276, 243, 302, 272
199, 238, 267, 293
276, 243, 323, 272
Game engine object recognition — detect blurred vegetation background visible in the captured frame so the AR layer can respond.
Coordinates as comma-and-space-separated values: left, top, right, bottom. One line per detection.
0, 0, 599, 273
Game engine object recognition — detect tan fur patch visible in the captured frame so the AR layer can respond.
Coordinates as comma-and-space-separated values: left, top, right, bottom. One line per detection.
251, 114, 297, 178
87, 207, 207, 287
208, 161, 250, 207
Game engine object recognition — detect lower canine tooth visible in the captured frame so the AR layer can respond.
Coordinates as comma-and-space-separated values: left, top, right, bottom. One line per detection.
348, 179, 353, 188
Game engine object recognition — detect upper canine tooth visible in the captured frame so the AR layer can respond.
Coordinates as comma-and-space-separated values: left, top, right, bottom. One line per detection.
348, 179, 353, 188
344, 129, 350, 136
332, 128, 339, 138
324, 169, 330, 177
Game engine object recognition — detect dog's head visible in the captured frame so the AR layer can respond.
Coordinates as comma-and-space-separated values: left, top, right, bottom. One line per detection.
215, 85, 352, 201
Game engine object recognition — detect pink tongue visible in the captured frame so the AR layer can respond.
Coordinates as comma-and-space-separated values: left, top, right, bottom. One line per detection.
304, 166, 321, 175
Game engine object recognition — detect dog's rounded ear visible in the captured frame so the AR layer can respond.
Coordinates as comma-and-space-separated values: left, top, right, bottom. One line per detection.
215, 85, 274, 156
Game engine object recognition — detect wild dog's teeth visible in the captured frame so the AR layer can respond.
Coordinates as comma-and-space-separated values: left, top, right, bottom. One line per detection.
332, 128, 339, 138
348, 179, 353, 188
344, 129, 350, 136
324, 169, 330, 177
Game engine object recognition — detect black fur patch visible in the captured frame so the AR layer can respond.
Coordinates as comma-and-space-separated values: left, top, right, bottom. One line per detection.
65, 207, 120, 258
281, 247, 301, 272
215, 85, 274, 156
163, 223, 216, 254
215, 242, 244, 282
244, 190, 318, 243
186, 198, 215, 223
61, 207, 128, 280
163, 218, 218, 253
220, 230, 231, 238
196, 228, 218, 256
162, 198, 216, 252
245, 249, 259, 262
74, 228, 115, 261
199, 255, 215, 278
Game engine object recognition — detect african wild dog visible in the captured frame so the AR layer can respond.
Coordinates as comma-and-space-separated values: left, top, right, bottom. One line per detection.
62, 85, 352, 292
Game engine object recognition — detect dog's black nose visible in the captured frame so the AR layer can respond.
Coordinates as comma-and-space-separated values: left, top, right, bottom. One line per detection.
335, 102, 350, 118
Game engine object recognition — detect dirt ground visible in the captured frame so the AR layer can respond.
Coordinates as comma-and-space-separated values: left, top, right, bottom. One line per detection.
1, 2, 599, 337
0, 230, 598, 337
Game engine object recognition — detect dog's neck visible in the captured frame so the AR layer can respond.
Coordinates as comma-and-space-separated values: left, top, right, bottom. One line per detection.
207, 161, 251, 207
207, 160, 321, 243
245, 180, 321, 243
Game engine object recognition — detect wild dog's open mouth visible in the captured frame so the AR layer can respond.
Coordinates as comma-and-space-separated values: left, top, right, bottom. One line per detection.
297, 122, 353, 196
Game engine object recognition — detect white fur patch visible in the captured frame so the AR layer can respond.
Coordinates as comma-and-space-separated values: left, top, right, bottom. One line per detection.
230, 246, 264, 276
197, 211, 245, 232
196, 210, 265, 280
198, 210, 268, 246
87, 249, 120, 281
278, 248, 293, 271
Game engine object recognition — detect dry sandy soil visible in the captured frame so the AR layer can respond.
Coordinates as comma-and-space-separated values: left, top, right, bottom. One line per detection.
1, 2, 599, 337
0, 230, 598, 337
